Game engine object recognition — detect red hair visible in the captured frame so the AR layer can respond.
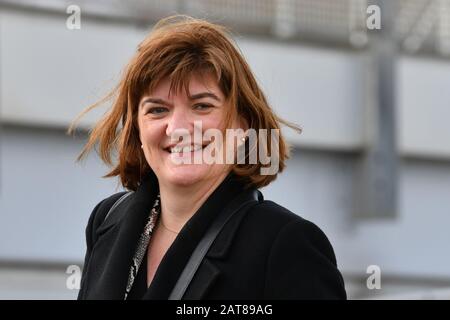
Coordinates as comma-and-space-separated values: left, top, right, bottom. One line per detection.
69, 15, 301, 191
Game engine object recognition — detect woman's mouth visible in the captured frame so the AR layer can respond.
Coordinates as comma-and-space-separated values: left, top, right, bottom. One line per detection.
163, 143, 210, 155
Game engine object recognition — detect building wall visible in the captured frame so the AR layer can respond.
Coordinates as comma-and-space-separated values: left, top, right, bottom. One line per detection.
1, 8, 450, 299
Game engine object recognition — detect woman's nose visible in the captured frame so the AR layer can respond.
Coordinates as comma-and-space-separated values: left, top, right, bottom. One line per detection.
165, 107, 193, 138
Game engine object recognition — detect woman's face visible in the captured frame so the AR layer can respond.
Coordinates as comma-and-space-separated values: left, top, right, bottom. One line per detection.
138, 72, 243, 187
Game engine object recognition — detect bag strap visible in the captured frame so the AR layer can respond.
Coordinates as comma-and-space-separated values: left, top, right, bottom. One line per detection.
168, 189, 261, 300
103, 191, 134, 224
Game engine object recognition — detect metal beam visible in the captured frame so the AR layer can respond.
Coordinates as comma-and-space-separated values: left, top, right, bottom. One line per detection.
354, 0, 399, 218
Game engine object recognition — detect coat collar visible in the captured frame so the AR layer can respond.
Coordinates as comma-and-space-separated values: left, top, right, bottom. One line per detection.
141, 171, 252, 299
88, 171, 159, 299
91, 170, 255, 299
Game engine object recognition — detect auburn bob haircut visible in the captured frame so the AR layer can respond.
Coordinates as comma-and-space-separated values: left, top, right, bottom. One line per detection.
69, 15, 301, 191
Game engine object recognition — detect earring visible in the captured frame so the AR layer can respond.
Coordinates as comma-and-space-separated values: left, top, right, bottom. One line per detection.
241, 129, 249, 142
141, 144, 144, 149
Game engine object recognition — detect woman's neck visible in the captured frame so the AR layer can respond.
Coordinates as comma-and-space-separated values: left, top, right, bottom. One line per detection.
157, 172, 229, 233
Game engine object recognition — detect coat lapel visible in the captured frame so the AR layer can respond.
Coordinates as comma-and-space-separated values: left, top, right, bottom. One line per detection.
87, 171, 159, 299
87, 170, 254, 300
142, 172, 250, 300
182, 189, 263, 299
182, 258, 221, 299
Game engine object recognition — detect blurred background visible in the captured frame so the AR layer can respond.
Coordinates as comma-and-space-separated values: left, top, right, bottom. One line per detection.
1, 0, 450, 300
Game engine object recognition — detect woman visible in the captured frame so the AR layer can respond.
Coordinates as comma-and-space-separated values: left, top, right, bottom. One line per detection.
72, 15, 346, 300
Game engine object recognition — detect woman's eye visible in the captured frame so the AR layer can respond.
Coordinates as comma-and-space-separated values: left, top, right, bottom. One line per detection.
194, 104, 212, 111
146, 106, 168, 115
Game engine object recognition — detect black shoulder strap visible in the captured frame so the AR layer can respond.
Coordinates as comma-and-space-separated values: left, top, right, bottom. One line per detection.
103, 191, 134, 223
168, 189, 261, 300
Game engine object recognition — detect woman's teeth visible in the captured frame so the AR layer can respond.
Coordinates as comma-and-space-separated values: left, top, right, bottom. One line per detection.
170, 144, 203, 153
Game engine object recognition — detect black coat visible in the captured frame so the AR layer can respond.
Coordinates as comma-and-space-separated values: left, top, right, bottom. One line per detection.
78, 171, 346, 300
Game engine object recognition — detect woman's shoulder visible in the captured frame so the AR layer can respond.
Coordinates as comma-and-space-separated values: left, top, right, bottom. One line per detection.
245, 199, 346, 299
86, 191, 131, 234
247, 199, 323, 234
245, 199, 337, 263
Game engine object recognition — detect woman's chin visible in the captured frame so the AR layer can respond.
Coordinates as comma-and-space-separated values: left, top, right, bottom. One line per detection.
163, 165, 211, 187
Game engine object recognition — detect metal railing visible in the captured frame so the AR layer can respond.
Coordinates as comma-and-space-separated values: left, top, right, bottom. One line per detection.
1, 0, 449, 55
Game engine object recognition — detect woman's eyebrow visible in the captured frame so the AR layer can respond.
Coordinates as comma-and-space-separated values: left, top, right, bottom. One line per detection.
140, 92, 221, 109
140, 97, 173, 108
189, 92, 221, 102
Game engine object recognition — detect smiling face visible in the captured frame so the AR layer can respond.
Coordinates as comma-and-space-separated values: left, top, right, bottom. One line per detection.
138, 72, 244, 188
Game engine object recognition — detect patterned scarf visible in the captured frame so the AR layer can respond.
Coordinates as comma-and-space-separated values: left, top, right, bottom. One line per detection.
124, 194, 161, 300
